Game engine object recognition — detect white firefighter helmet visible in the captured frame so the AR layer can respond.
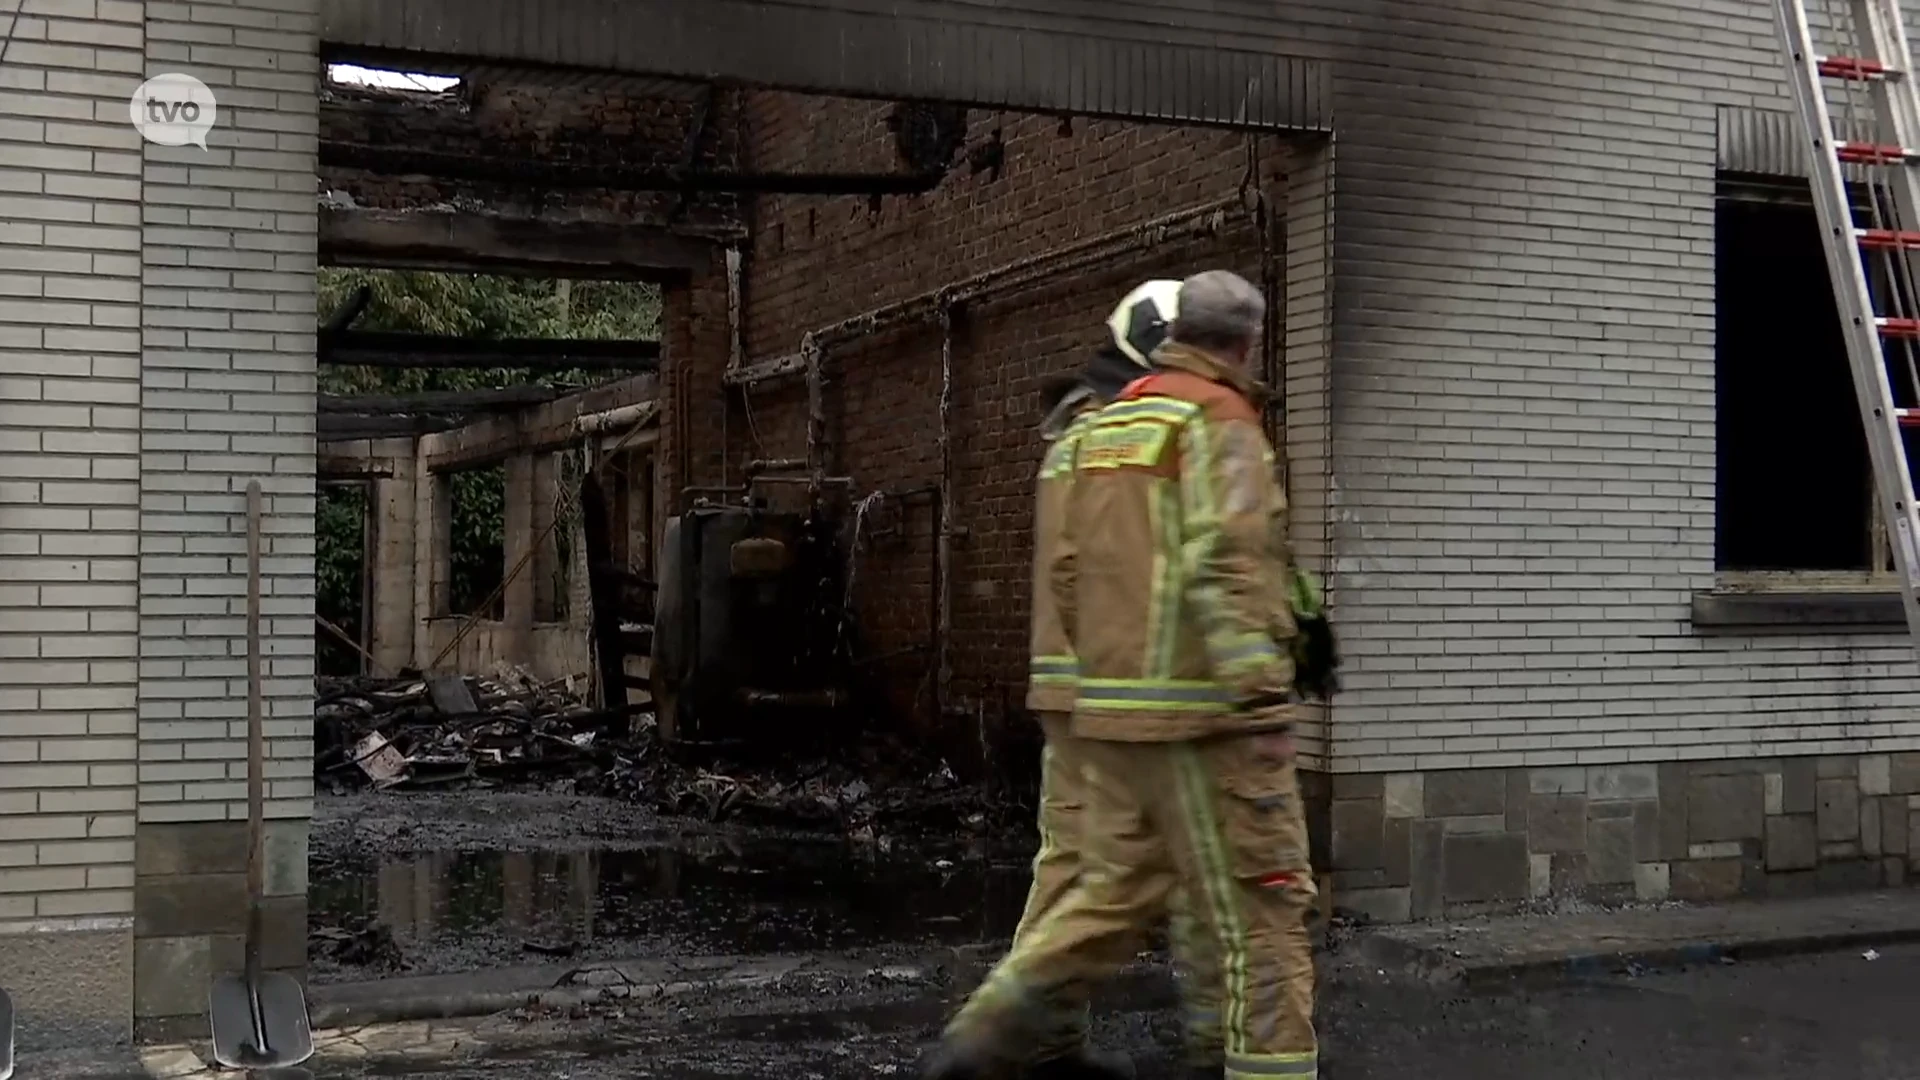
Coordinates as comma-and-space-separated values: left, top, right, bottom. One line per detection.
1105, 278, 1182, 368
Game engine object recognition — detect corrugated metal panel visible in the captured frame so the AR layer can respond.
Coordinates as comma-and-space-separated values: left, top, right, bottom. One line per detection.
321, 0, 1330, 132
1717, 106, 1809, 178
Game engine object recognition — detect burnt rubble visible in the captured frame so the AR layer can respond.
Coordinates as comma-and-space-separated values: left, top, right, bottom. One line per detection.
313, 672, 1023, 839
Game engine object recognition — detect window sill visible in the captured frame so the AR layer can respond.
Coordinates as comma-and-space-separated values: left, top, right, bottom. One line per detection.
1689, 588, 1906, 633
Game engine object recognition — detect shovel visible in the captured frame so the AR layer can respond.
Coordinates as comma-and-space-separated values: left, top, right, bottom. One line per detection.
208, 481, 314, 1069
0, 985, 14, 1080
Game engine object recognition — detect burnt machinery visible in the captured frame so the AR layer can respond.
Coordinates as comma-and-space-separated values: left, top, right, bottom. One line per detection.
649, 499, 852, 747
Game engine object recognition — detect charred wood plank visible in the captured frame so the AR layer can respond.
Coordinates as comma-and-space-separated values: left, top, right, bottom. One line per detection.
321, 143, 946, 196
320, 330, 660, 372
319, 414, 461, 441
318, 386, 566, 415
320, 206, 728, 277
317, 454, 395, 479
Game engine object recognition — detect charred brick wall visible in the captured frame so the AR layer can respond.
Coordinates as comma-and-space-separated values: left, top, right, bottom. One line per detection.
728, 92, 1312, 774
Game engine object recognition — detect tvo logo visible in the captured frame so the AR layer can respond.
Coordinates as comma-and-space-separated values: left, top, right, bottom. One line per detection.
129, 73, 217, 149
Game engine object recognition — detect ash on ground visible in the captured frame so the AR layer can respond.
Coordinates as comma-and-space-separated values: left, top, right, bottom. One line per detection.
313, 671, 1025, 839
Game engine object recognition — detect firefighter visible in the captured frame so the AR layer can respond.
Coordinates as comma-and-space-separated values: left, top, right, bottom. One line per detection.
1017, 280, 1224, 1080
924, 269, 1317, 1080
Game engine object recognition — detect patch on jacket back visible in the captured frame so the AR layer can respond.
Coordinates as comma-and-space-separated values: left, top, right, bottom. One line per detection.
1215, 424, 1272, 516
1078, 421, 1173, 470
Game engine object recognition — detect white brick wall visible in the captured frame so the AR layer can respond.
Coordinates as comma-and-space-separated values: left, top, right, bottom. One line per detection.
137, 0, 319, 823
0, 0, 146, 921
1179, 0, 1920, 771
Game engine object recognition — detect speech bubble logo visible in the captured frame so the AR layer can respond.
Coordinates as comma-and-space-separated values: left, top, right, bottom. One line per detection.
129, 73, 218, 150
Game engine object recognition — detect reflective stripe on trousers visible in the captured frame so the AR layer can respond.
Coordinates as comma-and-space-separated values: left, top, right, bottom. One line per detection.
1076, 677, 1236, 711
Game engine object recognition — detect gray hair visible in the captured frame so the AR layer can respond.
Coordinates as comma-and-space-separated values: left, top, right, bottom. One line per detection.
1170, 270, 1264, 353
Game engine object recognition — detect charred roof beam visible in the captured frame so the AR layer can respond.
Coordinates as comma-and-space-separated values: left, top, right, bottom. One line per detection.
319, 330, 660, 372
318, 414, 463, 441
317, 386, 567, 415
318, 143, 947, 196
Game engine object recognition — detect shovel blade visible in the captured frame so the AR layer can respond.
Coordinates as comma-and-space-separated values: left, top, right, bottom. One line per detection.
0, 987, 14, 1080
208, 972, 312, 1069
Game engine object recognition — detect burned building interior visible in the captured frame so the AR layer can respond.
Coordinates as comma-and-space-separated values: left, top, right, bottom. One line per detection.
313, 56, 1328, 826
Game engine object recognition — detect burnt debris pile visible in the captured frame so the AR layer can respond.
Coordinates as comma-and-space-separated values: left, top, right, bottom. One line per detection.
313, 672, 1023, 838
314, 671, 633, 792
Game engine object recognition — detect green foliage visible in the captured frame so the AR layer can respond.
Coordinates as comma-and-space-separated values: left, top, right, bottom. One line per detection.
316, 484, 367, 676
447, 464, 507, 619
316, 269, 663, 396
317, 269, 662, 639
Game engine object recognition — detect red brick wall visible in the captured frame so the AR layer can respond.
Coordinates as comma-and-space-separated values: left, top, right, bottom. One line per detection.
728, 92, 1295, 773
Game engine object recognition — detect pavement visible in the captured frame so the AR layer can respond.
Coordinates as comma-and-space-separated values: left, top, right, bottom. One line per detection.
70, 935, 1920, 1080
301, 886, 1920, 1024
36, 791, 1919, 1079
20, 887, 1920, 1079
1355, 887, 1920, 986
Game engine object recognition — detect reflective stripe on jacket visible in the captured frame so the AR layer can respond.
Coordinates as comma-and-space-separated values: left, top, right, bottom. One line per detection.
1027, 406, 1098, 713
1055, 341, 1299, 742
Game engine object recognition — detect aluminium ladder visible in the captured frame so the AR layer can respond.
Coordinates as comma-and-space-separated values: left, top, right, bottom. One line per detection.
1776, 0, 1920, 648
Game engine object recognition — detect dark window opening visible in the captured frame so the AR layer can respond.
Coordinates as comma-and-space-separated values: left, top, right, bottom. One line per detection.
316, 482, 370, 676
1715, 187, 1876, 572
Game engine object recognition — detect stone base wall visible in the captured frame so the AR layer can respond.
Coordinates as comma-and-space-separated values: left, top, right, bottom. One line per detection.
1321, 754, 1920, 923
132, 822, 308, 1042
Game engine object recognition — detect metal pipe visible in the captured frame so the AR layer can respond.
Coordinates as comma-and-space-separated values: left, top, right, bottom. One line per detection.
725, 246, 746, 374
936, 297, 956, 723
751, 475, 853, 486
575, 402, 656, 436
738, 688, 848, 709
744, 457, 807, 476
802, 335, 827, 507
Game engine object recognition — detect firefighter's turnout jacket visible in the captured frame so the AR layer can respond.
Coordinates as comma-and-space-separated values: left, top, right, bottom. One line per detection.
1026, 398, 1099, 715
1055, 340, 1300, 742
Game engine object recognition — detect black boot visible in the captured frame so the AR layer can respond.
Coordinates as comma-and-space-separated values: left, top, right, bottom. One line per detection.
1026, 1047, 1136, 1080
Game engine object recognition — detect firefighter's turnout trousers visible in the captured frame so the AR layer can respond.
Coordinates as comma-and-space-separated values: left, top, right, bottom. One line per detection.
1016, 714, 1225, 1067
950, 730, 1318, 1080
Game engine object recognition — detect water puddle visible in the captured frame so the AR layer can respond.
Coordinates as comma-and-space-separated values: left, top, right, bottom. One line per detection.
309, 834, 1033, 982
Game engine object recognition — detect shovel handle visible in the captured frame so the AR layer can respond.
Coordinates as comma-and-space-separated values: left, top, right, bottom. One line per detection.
245, 482, 264, 979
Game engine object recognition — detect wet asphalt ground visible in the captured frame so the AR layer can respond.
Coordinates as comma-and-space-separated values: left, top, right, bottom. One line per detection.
302, 943, 1920, 1079
305, 793, 1920, 1079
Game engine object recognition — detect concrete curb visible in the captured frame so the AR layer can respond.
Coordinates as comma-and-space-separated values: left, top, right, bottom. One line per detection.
1358, 919, 1920, 988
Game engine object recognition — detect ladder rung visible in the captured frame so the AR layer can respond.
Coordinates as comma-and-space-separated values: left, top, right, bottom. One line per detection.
1878, 317, 1920, 338
1896, 409, 1920, 427
1837, 141, 1918, 165
1819, 55, 1895, 80
1859, 228, 1920, 250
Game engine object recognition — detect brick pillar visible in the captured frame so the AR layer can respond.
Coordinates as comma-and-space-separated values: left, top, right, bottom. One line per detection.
502, 454, 537, 656
132, 0, 320, 1042
0, 0, 145, 1048
368, 443, 420, 675
656, 261, 730, 534
530, 453, 559, 621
